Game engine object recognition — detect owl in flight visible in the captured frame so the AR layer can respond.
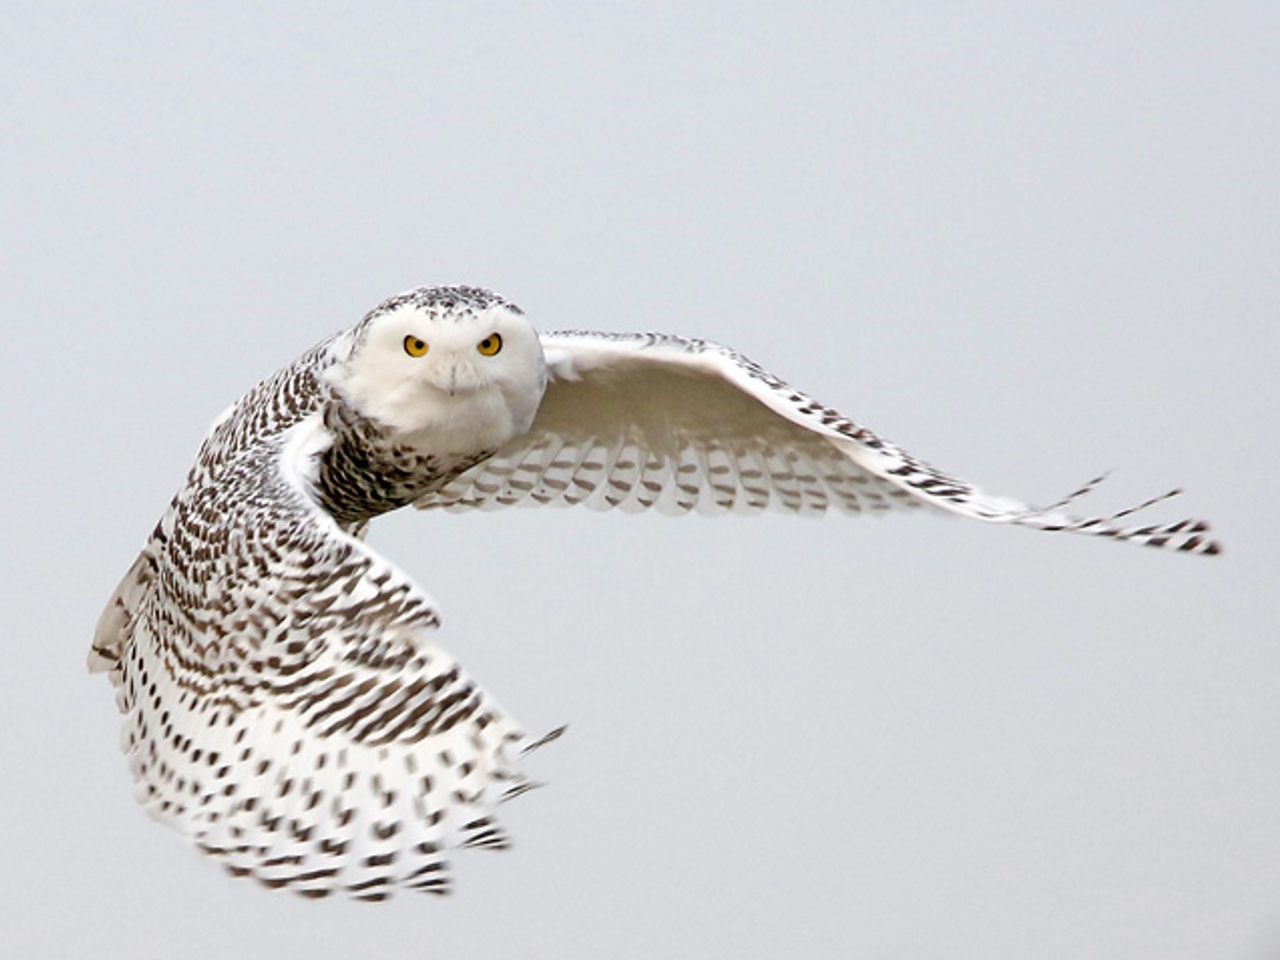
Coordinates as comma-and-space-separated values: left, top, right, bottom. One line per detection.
91, 286, 1220, 900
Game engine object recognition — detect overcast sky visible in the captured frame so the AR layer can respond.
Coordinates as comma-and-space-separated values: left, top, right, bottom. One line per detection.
2, 3, 1278, 958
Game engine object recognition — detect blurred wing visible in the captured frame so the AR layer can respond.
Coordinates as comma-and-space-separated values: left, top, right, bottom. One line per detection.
417, 331, 1220, 554
95, 415, 554, 900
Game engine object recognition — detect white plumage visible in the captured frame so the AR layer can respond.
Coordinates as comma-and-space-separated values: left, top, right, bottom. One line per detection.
91, 285, 1220, 899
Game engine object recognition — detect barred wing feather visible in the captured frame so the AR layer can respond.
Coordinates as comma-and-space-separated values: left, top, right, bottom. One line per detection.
416, 332, 1220, 555
92, 415, 548, 900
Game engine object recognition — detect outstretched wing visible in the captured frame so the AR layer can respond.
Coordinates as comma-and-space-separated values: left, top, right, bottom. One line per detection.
416, 331, 1220, 555
93, 414, 554, 900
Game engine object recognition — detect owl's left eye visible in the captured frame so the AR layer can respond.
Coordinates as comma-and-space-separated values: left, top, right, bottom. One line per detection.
477, 333, 503, 356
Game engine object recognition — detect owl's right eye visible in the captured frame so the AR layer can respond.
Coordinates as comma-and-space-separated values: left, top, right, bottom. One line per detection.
403, 336, 429, 357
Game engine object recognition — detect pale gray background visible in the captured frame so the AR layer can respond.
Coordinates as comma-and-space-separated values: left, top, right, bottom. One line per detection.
2, 3, 1277, 958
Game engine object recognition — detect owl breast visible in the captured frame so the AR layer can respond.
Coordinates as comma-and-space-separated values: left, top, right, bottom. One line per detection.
312, 398, 498, 526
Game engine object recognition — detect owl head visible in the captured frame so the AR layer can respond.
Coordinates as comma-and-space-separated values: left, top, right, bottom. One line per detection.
326, 285, 547, 449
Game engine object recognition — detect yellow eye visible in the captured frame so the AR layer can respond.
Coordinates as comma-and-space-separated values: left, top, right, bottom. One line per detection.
477, 333, 503, 356
403, 335, 429, 357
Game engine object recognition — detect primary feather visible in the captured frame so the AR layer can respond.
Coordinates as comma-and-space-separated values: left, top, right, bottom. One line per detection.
92, 285, 1220, 900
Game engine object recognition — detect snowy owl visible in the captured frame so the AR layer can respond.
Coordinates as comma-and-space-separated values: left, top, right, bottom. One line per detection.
91, 285, 1220, 900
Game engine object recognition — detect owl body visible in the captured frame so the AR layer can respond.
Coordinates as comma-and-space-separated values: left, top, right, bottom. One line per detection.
93, 285, 1219, 899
